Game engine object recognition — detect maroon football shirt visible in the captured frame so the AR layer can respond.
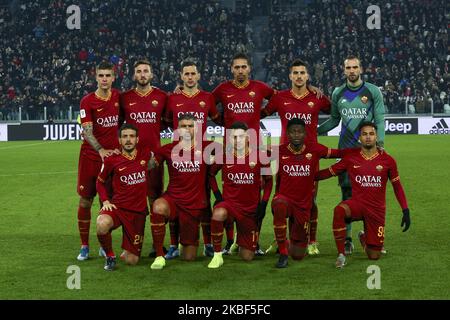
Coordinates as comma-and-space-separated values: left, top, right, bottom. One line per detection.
326, 149, 402, 213
262, 89, 330, 144
97, 150, 150, 213
120, 87, 167, 152
210, 149, 271, 214
154, 141, 215, 210
79, 89, 121, 161
212, 80, 274, 133
276, 142, 340, 210
165, 90, 220, 135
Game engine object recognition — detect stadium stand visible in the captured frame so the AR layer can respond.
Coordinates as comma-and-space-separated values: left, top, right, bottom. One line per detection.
0, 0, 448, 121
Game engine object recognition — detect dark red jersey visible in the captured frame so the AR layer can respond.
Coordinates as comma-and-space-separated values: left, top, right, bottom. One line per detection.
154, 141, 214, 210
210, 149, 271, 214
276, 143, 340, 209
120, 87, 167, 152
325, 148, 401, 213
262, 89, 331, 144
165, 90, 220, 134
79, 89, 121, 161
212, 80, 274, 133
97, 150, 150, 213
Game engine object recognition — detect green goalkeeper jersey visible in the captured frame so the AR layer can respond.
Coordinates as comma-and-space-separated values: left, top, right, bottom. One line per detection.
318, 81, 385, 149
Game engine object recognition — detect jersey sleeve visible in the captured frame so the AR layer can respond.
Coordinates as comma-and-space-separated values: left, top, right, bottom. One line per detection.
211, 84, 222, 104
207, 94, 221, 123
387, 155, 400, 183
261, 82, 275, 100
387, 155, 409, 210
153, 145, 168, 167
315, 143, 342, 159
96, 159, 114, 203
320, 95, 331, 114
261, 93, 278, 118
372, 86, 385, 147
163, 97, 174, 127
317, 87, 341, 134
79, 96, 93, 126
328, 156, 349, 177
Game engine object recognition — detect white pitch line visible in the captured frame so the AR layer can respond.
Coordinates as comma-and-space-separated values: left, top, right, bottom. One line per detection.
0, 171, 76, 177
0, 141, 61, 150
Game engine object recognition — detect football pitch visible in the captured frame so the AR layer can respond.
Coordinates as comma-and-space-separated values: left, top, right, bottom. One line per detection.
0, 135, 449, 300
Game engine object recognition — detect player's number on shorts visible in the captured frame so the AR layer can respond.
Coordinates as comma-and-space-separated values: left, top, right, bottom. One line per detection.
133, 235, 144, 245
377, 226, 384, 238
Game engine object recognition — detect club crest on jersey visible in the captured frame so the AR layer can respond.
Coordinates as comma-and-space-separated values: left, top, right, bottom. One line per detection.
79, 185, 84, 191
249, 91, 256, 98
141, 160, 146, 166
306, 153, 312, 160
361, 96, 368, 104
115, 103, 119, 107
308, 102, 314, 108
249, 162, 256, 169
152, 100, 159, 106
376, 165, 383, 172
199, 101, 206, 108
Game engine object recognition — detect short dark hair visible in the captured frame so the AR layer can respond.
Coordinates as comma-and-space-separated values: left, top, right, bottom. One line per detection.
96, 61, 114, 73
231, 53, 251, 66
119, 123, 138, 137
344, 55, 362, 67
230, 121, 248, 131
287, 118, 306, 130
358, 121, 377, 132
178, 113, 197, 122
181, 60, 197, 71
134, 59, 152, 70
290, 59, 309, 72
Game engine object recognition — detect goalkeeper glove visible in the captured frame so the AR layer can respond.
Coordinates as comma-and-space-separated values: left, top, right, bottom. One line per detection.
401, 208, 410, 232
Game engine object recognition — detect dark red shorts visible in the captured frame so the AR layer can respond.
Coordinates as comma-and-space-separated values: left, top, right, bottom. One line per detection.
272, 194, 310, 248
100, 207, 147, 256
77, 153, 103, 198
342, 199, 385, 251
161, 194, 207, 247
214, 201, 258, 251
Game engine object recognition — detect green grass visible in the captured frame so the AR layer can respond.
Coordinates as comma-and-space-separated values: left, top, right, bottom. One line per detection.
0, 136, 449, 299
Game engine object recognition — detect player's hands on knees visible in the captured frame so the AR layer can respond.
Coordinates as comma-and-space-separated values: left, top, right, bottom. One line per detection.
256, 201, 268, 221
307, 84, 324, 99
102, 200, 117, 212
401, 208, 410, 232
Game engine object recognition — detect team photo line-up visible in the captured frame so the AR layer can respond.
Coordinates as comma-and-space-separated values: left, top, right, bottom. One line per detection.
76, 52, 410, 271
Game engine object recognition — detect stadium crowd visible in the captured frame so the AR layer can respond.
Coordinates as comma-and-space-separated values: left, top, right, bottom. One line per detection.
0, 0, 448, 121
264, 0, 449, 114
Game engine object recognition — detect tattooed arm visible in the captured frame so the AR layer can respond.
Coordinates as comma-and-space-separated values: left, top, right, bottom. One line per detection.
82, 123, 116, 161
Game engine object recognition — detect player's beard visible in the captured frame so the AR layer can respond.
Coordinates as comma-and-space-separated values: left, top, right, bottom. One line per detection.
123, 143, 136, 153
362, 141, 376, 150
347, 74, 360, 84
136, 78, 151, 88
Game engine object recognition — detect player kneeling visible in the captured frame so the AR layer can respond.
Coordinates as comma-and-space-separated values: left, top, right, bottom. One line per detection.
96, 124, 150, 271
208, 122, 272, 269
149, 114, 218, 269
316, 122, 411, 268
272, 118, 341, 268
